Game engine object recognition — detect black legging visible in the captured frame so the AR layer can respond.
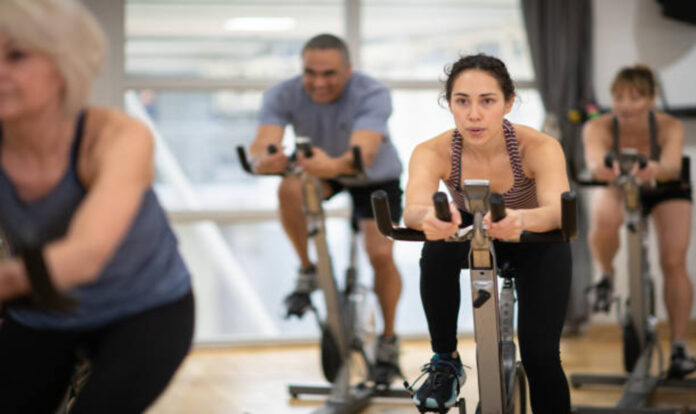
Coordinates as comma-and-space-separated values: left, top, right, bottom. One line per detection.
420, 220, 571, 413
0, 290, 194, 414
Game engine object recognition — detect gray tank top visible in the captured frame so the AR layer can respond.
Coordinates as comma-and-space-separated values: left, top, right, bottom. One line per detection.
0, 113, 190, 329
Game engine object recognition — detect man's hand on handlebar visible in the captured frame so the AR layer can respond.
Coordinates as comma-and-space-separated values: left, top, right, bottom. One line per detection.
251, 147, 288, 175
422, 203, 461, 241
296, 146, 340, 178
484, 208, 524, 242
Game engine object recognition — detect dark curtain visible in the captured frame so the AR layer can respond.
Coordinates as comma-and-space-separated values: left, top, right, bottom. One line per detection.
521, 0, 595, 332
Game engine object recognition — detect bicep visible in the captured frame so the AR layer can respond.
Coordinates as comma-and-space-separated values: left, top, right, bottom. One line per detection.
583, 122, 611, 166
66, 124, 153, 257
405, 146, 443, 208
658, 121, 684, 171
531, 140, 570, 208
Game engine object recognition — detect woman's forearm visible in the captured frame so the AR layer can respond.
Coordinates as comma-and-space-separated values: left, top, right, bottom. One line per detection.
403, 204, 431, 230
517, 204, 562, 233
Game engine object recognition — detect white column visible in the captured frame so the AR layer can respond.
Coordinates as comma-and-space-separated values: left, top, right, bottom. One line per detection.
80, 0, 125, 109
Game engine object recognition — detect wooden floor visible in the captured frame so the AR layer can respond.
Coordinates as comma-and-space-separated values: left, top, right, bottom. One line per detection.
147, 323, 696, 413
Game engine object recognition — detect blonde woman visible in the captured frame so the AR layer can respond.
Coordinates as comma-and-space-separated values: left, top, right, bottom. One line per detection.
0, 1, 193, 412
584, 65, 694, 378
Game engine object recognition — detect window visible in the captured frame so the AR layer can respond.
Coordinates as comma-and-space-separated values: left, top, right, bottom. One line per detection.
124, 0, 541, 343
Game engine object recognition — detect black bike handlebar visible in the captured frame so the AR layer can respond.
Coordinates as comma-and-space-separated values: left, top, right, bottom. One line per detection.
237, 145, 367, 179
489, 193, 506, 223
371, 190, 578, 243
432, 192, 451, 222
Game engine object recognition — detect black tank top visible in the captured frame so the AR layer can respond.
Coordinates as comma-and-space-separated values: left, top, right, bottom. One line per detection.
611, 111, 659, 160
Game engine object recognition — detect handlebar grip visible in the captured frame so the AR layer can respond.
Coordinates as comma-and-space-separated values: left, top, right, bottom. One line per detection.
604, 154, 614, 169
489, 193, 506, 222
561, 191, 577, 241
433, 192, 451, 222
637, 156, 648, 170
370, 190, 426, 241
371, 190, 396, 238
351, 146, 365, 174
267, 144, 278, 154
236, 146, 253, 173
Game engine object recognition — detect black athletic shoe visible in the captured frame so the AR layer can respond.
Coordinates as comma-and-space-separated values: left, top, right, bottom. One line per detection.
412, 353, 465, 412
590, 276, 613, 313
667, 345, 696, 379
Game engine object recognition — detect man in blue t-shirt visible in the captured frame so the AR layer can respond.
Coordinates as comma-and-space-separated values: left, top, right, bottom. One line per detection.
249, 33, 403, 384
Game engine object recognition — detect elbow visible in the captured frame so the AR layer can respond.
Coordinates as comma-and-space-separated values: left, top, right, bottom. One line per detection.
402, 207, 421, 229
78, 244, 113, 283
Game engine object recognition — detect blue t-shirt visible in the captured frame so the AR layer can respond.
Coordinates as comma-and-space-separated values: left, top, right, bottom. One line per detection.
258, 71, 402, 184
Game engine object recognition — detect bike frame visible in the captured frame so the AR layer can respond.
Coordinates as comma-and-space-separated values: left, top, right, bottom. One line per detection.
372, 180, 576, 414
237, 145, 410, 414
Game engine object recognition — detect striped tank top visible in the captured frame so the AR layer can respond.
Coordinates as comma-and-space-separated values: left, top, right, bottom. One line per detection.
445, 119, 538, 211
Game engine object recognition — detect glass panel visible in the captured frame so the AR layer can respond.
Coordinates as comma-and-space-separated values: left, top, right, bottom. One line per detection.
125, 0, 342, 79
134, 87, 543, 210
362, 0, 535, 81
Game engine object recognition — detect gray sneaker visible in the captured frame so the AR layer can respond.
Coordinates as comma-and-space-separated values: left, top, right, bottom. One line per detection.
374, 335, 402, 385
284, 265, 317, 318
293, 265, 317, 294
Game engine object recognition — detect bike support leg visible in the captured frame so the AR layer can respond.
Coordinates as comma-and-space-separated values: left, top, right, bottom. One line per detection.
288, 177, 411, 413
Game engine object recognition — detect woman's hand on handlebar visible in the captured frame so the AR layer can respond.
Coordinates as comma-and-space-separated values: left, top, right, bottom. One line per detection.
252, 149, 288, 174
484, 208, 524, 242
591, 161, 619, 182
0, 259, 31, 301
422, 203, 461, 241
631, 159, 658, 184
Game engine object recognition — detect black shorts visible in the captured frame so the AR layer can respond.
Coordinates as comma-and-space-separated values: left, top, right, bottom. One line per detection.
641, 182, 693, 216
326, 179, 403, 228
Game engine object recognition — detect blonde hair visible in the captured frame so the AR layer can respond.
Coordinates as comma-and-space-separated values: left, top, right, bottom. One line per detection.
610, 64, 656, 98
0, 0, 106, 115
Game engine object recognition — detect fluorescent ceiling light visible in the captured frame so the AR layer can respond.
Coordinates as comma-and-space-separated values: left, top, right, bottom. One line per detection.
224, 17, 296, 32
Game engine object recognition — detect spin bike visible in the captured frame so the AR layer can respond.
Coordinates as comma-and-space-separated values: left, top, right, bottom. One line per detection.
237, 140, 410, 414
371, 180, 577, 414
572, 149, 696, 414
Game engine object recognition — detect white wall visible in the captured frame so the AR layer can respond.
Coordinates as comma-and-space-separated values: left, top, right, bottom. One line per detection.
593, 0, 696, 109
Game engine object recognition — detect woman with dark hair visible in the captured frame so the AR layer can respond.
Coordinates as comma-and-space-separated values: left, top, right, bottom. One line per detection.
584, 64, 694, 378
0, 1, 194, 412
404, 54, 572, 413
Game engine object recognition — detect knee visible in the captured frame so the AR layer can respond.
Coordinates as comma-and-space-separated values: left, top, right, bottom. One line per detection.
659, 252, 687, 278
590, 213, 622, 236
277, 179, 302, 207
519, 342, 561, 377
367, 245, 394, 270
